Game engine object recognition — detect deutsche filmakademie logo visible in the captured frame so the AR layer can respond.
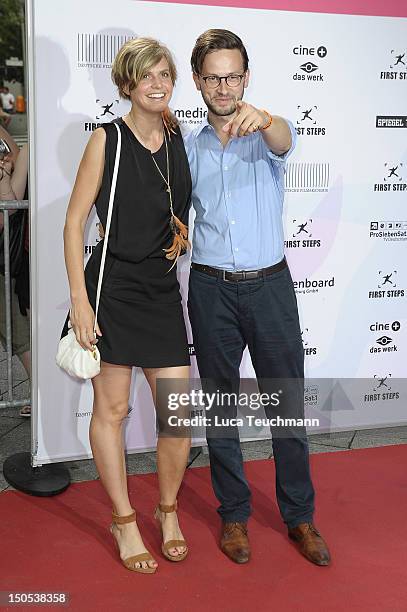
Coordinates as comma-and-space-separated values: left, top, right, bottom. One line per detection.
296, 106, 326, 136
380, 49, 407, 80
285, 163, 330, 192
77, 33, 133, 68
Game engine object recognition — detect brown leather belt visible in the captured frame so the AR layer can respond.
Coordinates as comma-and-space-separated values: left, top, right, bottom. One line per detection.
191, 257, 287, 282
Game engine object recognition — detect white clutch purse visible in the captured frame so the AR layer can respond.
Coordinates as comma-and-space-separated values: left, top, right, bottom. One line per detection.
56, 326, 100, 379
56, 122, 121, 379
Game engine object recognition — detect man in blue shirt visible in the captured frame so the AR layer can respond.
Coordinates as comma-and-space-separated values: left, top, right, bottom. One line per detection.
184, 29, 330, 566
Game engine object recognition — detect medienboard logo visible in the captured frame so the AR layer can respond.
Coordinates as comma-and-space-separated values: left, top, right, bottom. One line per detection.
376, 116, 407, 128
292, 44, 327, 83
285, 162, 330, 192
173, 107, 207, 126
293, 276, 335, 294
369, 221, 407, 241
380, 49, 407, 80
296, 106, 326, 136
77, 33, 133, 68
285, 219, 321, 249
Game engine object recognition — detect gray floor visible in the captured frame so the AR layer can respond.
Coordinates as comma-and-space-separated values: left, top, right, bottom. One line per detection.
1, 345, 407, 492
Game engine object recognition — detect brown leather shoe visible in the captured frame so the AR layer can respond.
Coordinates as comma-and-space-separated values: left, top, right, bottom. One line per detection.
288, 523, 331, 566
220, 522, 250, 564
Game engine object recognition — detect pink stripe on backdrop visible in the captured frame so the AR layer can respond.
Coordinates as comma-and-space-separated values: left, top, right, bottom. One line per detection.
143, 0, 407, 17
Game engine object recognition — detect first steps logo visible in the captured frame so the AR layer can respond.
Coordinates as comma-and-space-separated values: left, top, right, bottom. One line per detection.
373, 162, 406, 192
380, 49, 407, 80
364, 374, 399, 403
84, 98, 120, 131
301, 328, 318, 356
292, 44, 327, 83
285, 219, 321, 248
368, 270, 404, 299
296, 106, 326, 136
285, 162, 330, 192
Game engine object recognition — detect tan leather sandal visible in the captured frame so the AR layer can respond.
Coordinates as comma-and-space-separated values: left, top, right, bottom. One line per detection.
154, 500, 188, 562
110, 508, 157, 574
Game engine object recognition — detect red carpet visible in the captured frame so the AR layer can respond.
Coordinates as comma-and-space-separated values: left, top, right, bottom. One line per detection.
1, 444, 407, 611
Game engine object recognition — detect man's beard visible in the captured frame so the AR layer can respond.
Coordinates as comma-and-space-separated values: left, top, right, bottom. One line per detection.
203, 91, 242, 117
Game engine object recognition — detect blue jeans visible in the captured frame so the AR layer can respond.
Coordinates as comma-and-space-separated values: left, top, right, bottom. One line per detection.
187, 263, 315, 528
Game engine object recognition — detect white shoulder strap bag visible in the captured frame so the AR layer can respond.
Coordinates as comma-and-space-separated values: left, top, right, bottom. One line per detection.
56, 122, 122, 379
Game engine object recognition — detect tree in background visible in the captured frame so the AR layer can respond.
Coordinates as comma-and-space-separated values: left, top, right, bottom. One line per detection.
0, 0, 23, 77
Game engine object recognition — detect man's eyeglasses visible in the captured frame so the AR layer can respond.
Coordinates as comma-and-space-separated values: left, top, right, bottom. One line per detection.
199, 74, 245, 89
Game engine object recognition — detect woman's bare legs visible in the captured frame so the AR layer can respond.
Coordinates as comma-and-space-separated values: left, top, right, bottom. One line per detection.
144, 365, 191, 557
90, 360, 158, 570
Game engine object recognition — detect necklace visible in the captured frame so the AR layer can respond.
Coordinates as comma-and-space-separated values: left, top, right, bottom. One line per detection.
127, 113, 175, 225
126, 113, 190, 268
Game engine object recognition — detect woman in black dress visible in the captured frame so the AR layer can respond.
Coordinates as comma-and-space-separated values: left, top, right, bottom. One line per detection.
63, 38, 191, 573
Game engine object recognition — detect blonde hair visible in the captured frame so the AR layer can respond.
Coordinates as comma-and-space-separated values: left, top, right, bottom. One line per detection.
112, 37, 177, 100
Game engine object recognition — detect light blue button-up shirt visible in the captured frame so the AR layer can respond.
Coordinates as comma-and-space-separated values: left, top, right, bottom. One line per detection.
183, 118, 297, 271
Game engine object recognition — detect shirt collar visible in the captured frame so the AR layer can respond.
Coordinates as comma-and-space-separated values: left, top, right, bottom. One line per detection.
195, 116, 214, 138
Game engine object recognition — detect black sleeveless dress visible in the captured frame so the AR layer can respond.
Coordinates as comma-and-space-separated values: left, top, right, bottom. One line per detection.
62, 117, 191, 367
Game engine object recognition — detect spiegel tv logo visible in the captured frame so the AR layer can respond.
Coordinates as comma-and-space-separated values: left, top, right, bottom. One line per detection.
380, 50, 407, 80
285, 162, 330, 192
376, 116, 407, 128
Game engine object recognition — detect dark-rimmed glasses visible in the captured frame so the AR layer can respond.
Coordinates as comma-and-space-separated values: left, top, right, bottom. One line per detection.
199, 74, 245, 89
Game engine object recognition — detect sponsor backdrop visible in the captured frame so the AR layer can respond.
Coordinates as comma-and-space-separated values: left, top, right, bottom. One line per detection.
29, 0, 407, 464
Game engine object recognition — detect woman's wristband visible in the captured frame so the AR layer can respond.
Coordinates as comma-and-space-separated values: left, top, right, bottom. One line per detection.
260, 110, 273, 131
